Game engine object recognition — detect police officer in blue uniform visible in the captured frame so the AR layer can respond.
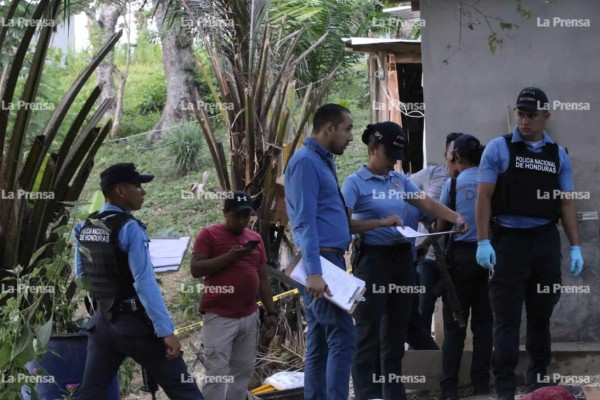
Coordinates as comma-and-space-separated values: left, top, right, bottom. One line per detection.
436, 134, 492, 399
476, 88, 584, 400
73, 163, 203, 400
342, 122, 468, 400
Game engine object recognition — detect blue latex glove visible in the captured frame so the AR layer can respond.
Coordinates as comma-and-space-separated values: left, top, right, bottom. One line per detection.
476, 239, 496, 270
570, 246, 584, 276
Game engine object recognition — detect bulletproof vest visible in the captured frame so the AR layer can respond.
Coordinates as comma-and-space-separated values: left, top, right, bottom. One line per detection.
77, 210, 139, 302
492, 134, 561, 221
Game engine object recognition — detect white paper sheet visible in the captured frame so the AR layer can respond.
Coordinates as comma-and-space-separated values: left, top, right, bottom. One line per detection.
290, 256, 365, 313
396, 226, 457, 238
149, 237, 190, 273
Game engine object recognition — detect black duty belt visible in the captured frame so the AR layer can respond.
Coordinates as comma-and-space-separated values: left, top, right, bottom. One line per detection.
452, 241, 477, 249
319, 247, 345, 256
362, 242, 412, 252
496, 222, 555, 237
116, 297, 143, 313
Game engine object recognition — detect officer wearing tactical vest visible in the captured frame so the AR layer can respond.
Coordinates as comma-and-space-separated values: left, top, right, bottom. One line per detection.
475, 88, 584, 400
73, 163, 203, 400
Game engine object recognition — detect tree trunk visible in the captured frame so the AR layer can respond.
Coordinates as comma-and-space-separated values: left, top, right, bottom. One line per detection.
150, 1, 199, 141
110, 4, 133, 138
85, 2, 123, 113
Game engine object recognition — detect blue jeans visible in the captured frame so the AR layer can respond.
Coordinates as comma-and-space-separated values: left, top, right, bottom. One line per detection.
302, 252, 356, 400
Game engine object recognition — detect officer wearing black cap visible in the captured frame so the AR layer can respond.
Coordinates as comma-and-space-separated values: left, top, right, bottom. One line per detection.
432, 134, 492, 400
73, 163, 203, 399
476, 88, 584, 400
341, 122, 468, 400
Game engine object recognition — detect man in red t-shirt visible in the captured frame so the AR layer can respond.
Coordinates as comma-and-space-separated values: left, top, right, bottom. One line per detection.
191, 191, 277, 400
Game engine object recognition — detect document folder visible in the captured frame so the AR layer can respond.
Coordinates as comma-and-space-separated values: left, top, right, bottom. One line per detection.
285, 253, 365, 314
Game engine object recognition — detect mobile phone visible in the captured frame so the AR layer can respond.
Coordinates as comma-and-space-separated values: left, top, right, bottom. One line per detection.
244, 240, 260, 249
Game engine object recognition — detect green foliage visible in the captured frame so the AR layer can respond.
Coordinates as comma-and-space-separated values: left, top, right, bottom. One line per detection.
137, 82, 167, 115
270, 0, 376, 94
169, 122, 206, 176
118, 357, 137, 396
0, 225, 79, 399
170, 277, 201, 322
129, 28, 163, 65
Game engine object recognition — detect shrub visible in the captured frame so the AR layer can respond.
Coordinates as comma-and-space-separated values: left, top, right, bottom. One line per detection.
169, 122, 205, 175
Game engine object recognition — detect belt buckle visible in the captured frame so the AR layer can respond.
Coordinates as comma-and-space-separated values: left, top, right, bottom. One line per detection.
129, 298, 137, 312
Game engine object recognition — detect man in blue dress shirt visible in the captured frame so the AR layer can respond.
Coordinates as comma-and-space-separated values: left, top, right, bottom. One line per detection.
73, 163, 203, 400
285, 104, 355, 400
475, 88, 584, 400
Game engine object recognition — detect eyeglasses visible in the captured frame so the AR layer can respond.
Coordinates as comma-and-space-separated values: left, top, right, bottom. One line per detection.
517, 111, 540, 120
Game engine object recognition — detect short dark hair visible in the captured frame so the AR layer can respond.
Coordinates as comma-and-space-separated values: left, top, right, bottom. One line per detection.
445, 132, 463, 150
102, 185, 116, 199
312, 104, 351, 133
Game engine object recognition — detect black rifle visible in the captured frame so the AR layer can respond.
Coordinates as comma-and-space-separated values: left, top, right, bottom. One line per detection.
350, 234, 364, 270
425, 225, 466, 328
141, 366, 158, 400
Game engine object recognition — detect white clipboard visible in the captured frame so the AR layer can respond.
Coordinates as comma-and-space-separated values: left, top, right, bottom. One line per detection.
285, 253, 365, 314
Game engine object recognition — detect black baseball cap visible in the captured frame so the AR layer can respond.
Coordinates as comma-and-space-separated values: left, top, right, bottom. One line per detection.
515, 87, 549, 111
361, 121, 407, 160
100, 163, 154, 189
224, 191, 254, 213
452, 134, 481, 156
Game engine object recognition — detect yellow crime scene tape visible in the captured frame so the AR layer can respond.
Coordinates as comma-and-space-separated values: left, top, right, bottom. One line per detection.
173, 288, 299, 336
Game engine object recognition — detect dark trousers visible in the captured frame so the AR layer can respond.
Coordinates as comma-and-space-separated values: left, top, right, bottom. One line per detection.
74, 310, 203, 400
406, 262, 439, 350
302, 252, 356, 400
351, 244, 414, 400
416, 258, 441, 334
441, 242, 493, 395
490, 224, 561, 393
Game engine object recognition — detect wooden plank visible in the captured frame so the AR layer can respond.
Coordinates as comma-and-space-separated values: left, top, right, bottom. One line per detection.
387, 53, 401, 126
368, 55, 377, 124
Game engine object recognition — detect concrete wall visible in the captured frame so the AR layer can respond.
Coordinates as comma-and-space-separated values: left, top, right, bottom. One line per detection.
420, 0, 600, 341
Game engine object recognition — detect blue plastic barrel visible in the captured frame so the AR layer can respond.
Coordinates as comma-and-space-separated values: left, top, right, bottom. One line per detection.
24, 333, 120, 399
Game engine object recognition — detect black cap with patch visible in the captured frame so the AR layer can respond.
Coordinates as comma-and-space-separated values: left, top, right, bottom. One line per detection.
515, 87, 549, 111
224, 191, 254, 213
361, 121, 407, 160
100, 163, 154, 189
